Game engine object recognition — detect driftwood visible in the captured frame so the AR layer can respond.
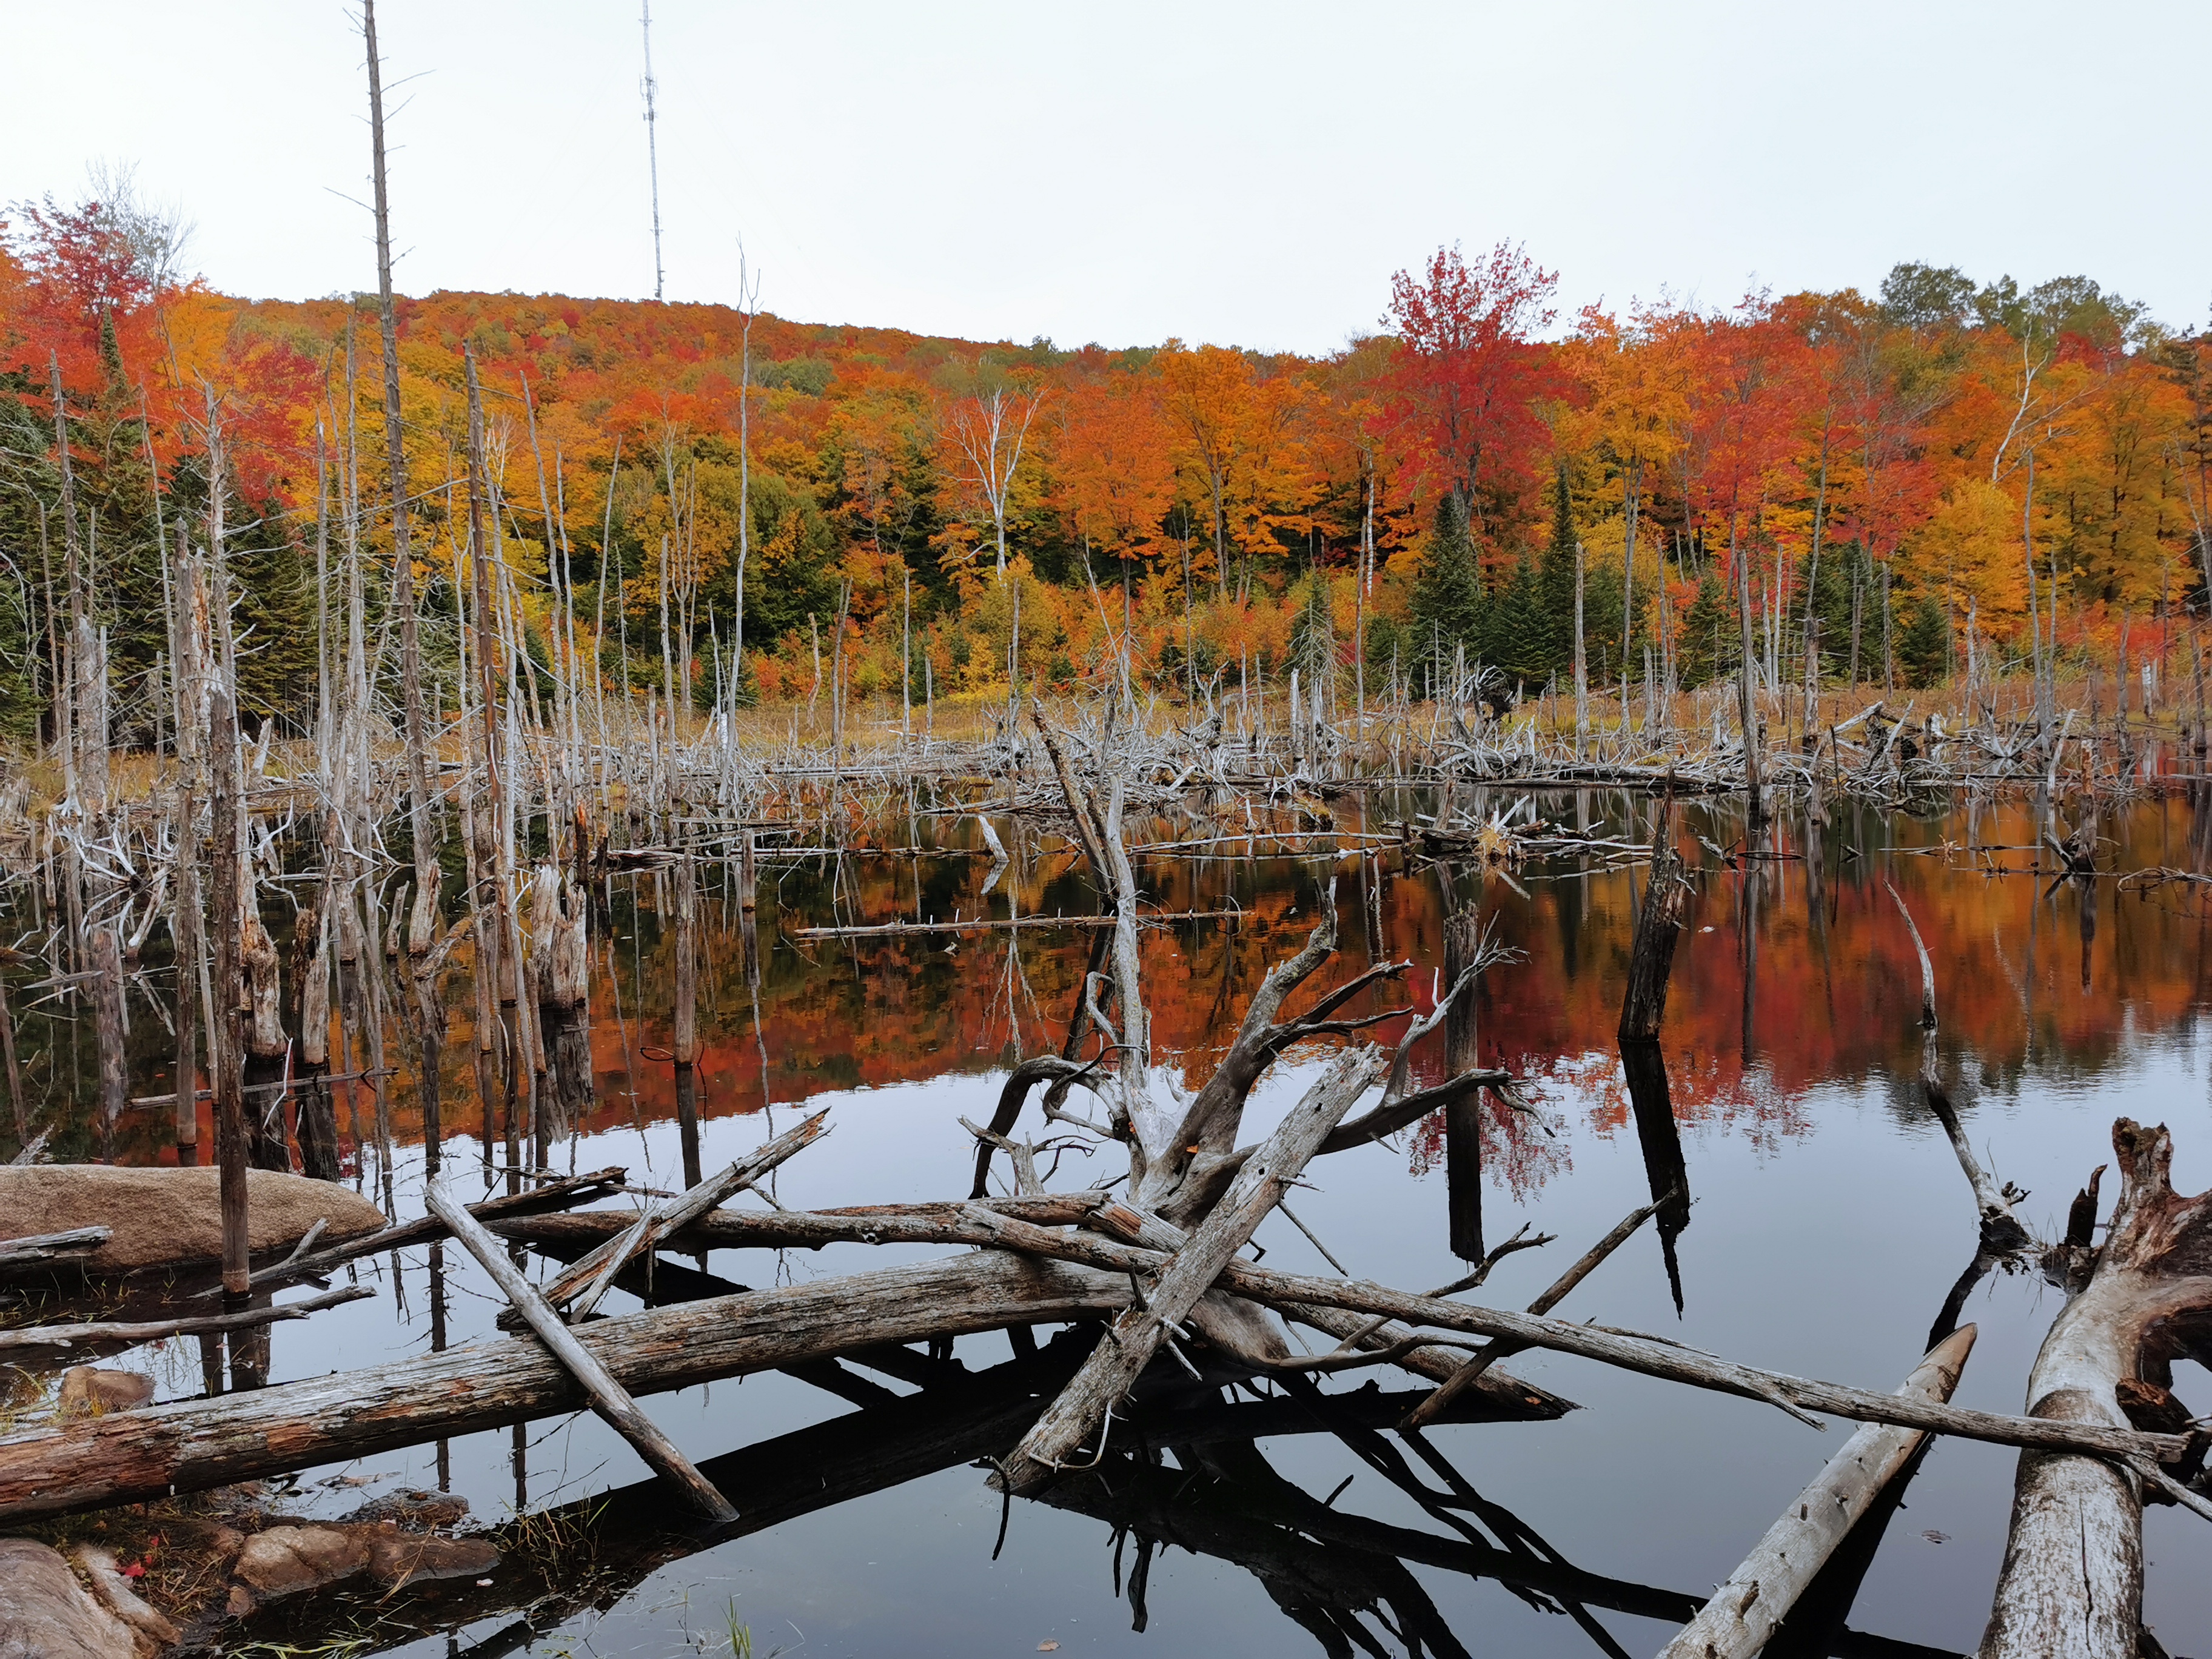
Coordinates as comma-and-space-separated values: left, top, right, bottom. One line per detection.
789, 908, 1239, 940
524, 1110, 827, 1321
960, 1208, 2191, 1466
994, 1044, 1383, 1492
423, 1176, 736, 1522
252, 1165, 627, 1288
0, 1253, 1147, 1523
0, 1286, 370, 1355
1979, 1119, 2212, 1659
0, 1227, 110, 1270
1658, 1325, 1977, 1659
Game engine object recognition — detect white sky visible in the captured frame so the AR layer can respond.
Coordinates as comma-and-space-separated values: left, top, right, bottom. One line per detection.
5, 1, 2206, 355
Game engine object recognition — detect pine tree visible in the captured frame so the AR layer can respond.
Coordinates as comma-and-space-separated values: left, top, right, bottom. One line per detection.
1484, 553, 1549, 690
1536, 465, 1577, 674
1410, 492, 1483, 689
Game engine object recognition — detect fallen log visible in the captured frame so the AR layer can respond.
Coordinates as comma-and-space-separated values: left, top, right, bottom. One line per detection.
252, 1165, 627, 1288
528, 1111, 827, 1321
1979, 1118, 2212, 1659
964, 1208, 2193, 1467
0, 1286, 370, 1355
788, 908, 1240, 940
1657, 1325, 1977, 1659
1401, 1189, 1666, 1429
0, 1253, 1142, 1523
0, 1227, 109, 1271
994, 1045, 1383, 1492
423, 1178, 736, 1523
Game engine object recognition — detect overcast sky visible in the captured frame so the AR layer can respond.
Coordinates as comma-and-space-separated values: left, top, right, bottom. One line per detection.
6, 1, 2205, 355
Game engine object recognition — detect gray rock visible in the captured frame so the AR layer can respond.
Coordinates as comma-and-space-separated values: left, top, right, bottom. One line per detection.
0, 1537, 136, 1659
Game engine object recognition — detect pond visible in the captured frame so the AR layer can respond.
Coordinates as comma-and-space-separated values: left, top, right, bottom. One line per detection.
14, 785, 2212, 1657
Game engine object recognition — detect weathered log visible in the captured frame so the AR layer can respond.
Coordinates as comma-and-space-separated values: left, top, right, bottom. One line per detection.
526, 1110, 828, 1321
258, 1165, 627, 1287
0, 1227, 109, 1270
0, 1253, 1141, 1523
995, 1045, 1383, 1492
1979, 1119, 2212, 1659
791, 908, 1239, 940
965, 1208, 2193, 1467
1658, 1325, 1977, 1659
423, 1176, 736, 1522
0, 1287, 370, 1355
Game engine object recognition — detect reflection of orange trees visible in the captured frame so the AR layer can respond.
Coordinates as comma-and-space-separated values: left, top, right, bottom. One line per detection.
93, 797, 2212, 1174
1407, 1088, 1572, 1202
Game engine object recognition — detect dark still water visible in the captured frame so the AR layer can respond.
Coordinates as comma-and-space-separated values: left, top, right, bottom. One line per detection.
21, 789, 2212, 1657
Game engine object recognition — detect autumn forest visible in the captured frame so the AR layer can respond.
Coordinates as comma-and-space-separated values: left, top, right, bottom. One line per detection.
6, 191, 2209, 741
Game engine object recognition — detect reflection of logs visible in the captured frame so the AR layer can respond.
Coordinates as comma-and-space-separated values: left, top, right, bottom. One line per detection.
1621, 1039, 1691, 1314
1619, 793, 1689, 1042
1443, 906, 1484, 1262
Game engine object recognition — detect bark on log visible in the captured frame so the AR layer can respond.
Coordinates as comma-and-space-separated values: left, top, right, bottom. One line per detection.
1658, 1325, 1977, 1659
0, 1227, 110, 1270
0, 1253, 1140, 1524
1978, 1118, 2212, 1659
995, 1045, 1382, 1492
423, 1177, 737, 1523
0, 1287, 370, 1355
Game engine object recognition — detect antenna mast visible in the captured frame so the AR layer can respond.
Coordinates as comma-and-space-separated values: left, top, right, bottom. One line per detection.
640, 0, 664, 301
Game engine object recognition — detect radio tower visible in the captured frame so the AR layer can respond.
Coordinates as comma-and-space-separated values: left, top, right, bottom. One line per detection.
641, 0, 664, 301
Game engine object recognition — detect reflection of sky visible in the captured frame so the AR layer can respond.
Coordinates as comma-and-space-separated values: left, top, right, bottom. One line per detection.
15, 792, 2212, 1652
104, 1015, 2212, 1657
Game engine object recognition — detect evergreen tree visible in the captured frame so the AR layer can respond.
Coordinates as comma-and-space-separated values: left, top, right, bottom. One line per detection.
1678, 570, 1735, 688
1536, 465, 1577, 674
1897, 593, 1949, 687
1484, 553, 1550, 690
1410, 492, 1483, 690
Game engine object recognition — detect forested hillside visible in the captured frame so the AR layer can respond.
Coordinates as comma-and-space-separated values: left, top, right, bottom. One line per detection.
4, 189, 2207, 744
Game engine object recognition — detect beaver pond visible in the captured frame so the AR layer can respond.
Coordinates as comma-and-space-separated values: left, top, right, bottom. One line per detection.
7, 786, 2212, 1657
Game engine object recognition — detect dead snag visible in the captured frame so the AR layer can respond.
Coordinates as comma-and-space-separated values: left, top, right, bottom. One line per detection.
1886, 883, 2030, 1251
1619, 789, 1689, 1042
994, 1045, 1386, 1494
1658, 1326, 1976, 1659
1979, 1119, 2212, 1659
426, 1176, 734, 1521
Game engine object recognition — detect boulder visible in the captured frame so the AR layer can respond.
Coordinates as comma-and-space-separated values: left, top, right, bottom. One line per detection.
58, 1368, 155, 1417
229, 1521, 500, 1610
231, 1524, 371, 1603
0, 1167, 384, 1276
0, 1537, 137, 1659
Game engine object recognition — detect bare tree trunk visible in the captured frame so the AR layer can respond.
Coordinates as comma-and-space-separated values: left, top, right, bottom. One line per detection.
363, 0, 441, 956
